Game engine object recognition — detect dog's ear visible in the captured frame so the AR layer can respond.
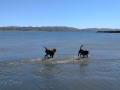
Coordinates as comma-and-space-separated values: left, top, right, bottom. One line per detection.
54, 49, 56, 52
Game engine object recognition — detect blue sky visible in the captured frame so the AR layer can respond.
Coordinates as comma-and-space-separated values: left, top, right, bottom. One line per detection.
0, 0, 120, 29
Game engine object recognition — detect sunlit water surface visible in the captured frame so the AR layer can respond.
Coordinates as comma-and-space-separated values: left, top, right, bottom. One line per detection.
0, 31, 120, 90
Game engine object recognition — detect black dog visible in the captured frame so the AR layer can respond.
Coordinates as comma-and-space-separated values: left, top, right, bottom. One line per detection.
44, 47, 56, 58
78, 45, 89, 58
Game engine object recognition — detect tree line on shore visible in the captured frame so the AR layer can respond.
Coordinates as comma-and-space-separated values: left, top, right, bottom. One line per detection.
0, 26, 120, 33
97, 30, 120, 33
0, 26, 80, 31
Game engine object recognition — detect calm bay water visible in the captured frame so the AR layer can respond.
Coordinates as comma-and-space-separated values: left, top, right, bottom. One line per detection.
0, 31, 120, 90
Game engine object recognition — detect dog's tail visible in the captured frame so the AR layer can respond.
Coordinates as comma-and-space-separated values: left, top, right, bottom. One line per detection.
45, 47, 47, 50
80, 45, 83, 50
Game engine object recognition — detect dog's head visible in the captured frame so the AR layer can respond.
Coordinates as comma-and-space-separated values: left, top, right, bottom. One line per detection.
53, 49, 56, 52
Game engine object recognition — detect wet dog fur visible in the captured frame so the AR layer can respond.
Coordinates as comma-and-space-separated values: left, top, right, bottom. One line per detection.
78, 45, 89, 58
44, 47, 56, 58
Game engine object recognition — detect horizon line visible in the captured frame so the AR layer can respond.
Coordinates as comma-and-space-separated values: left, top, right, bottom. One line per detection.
0, 25, 120, 29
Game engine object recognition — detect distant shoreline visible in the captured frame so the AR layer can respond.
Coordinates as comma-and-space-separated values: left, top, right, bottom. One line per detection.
97, 31, 120, 33
0, 26, 81, 31
0, 26, 120, 32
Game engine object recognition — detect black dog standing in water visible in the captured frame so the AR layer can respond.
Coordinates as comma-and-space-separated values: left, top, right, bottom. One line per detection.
44, 47, 56, 58
78, 45, 89, 58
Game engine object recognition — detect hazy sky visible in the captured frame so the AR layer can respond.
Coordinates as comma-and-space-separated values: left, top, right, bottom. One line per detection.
0, 0, 120, 28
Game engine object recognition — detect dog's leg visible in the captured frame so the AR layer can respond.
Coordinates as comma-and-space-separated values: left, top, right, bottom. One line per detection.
80, 54, 82, 57
44, 54, 48, 58
51, 55, 53, 58
78, 52, 80, 56
50, 54, 52, 58
82, 55, 85, 58
51, 54, 54, 58
86, 54, 88, 58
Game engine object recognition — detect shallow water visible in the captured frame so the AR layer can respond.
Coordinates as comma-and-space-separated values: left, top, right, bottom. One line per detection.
0, 31, 120, 90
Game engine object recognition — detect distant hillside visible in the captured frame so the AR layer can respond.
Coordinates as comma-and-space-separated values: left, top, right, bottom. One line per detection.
0, 26, 80, 31
1, 26, 120, 32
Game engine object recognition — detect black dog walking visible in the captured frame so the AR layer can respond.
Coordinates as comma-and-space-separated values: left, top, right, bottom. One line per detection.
44, 47, 56, 58
78, 45, 89, 58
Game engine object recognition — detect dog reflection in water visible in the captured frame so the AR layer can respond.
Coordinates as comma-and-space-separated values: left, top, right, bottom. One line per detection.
44, 47, 56, 58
